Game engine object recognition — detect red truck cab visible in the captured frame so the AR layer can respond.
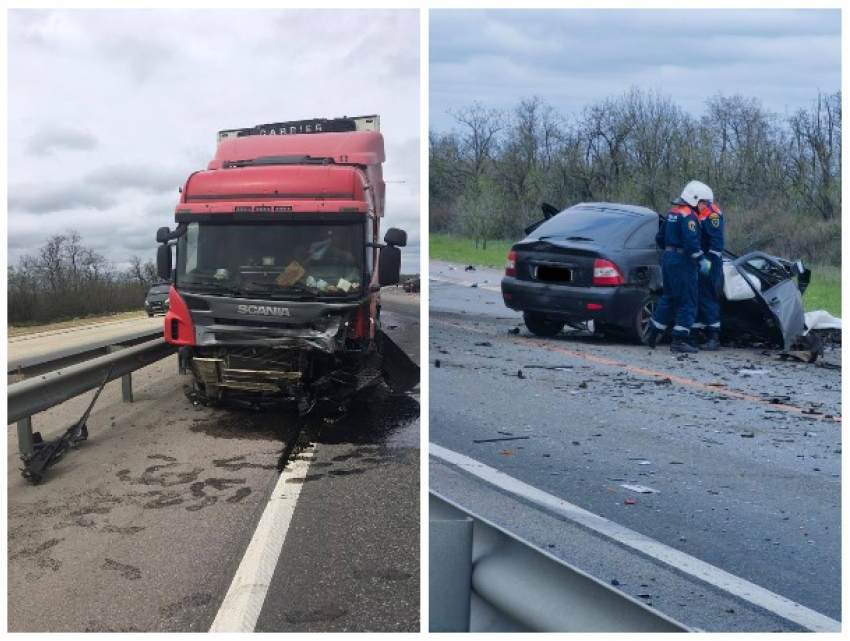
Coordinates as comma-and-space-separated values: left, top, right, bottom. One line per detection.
155, 115, 416, 415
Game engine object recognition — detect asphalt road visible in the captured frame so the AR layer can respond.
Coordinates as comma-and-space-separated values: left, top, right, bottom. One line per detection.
429, 261, 841, 633
7, 291, 420, 632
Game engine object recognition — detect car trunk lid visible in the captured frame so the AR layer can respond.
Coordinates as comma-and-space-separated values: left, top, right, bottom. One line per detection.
513, 238, 619, 287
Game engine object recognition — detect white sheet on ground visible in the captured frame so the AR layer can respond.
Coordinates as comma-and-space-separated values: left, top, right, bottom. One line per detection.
804, 310, 842, 332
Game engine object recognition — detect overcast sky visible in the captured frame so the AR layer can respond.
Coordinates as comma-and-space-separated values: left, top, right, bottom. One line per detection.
429, 8, 841, 134
7, 9, 421, 273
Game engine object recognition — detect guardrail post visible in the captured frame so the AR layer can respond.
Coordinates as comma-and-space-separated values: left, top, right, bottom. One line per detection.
107, 346, 133, 402
17, 417, 35, 459
429, 495, 473, 632
8, 374, 34, 458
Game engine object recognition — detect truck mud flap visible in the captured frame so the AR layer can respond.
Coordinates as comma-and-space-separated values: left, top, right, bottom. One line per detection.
377, 330, 420, 394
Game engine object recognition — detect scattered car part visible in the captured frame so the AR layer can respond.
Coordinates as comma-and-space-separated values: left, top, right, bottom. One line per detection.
20, 366, 113, 485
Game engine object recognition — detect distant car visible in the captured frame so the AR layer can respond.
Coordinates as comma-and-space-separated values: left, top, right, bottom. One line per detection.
501, 202, 811, 349
403, 277, 420, 293
144, 282, 171, 317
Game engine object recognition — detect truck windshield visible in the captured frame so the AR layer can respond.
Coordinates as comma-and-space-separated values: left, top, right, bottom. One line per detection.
176, 221, 365, 299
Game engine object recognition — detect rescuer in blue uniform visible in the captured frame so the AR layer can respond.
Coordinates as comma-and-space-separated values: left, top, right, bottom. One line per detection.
693, 200, 725, 350
645, 181, 715, 353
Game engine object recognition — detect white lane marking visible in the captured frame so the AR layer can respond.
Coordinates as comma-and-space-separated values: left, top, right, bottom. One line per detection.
430, 443, 840, 633
209, 449, 314, 632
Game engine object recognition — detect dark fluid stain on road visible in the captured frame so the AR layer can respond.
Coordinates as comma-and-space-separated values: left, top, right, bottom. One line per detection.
190, 408, 295, 442
159, 593, 214, 618
317, 394, 420, 450
184, 387, 420, 473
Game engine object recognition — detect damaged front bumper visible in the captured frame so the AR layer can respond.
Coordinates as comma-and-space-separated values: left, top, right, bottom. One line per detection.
182, 329, 419, 415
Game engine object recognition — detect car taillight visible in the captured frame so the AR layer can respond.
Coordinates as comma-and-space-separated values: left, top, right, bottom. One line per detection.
592, 258, 625, 286
506, 251, 517, 277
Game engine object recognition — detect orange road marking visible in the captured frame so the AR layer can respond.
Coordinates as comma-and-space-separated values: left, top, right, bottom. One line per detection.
433, 318, 840, 422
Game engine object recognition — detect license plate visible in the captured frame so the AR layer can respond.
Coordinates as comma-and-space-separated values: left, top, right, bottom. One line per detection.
534, 265, 573, 283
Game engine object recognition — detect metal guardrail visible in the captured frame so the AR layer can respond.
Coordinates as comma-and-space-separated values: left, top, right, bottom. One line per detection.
429, 492, 690, 633
8, 328, 164, 378
8, 338, 177, 460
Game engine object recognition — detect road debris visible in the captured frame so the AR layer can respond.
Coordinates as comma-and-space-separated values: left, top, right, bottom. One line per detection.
621, 484, 658, 494
21, 365, 114, 485
473, 436, 531, 444
624, 499, 636, 505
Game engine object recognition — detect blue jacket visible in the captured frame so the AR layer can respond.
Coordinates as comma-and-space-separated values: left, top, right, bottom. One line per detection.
698, 202, 725, 254
656, 204, 703, 259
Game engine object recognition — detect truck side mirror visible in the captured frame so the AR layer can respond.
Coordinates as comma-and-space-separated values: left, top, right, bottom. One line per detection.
384, 227, 407, 248
157, 244, 172, 281
378, 245, 401, 287
156, 227, 172, 243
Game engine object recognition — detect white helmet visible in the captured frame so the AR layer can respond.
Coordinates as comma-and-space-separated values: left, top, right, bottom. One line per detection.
678, 180, 713, 207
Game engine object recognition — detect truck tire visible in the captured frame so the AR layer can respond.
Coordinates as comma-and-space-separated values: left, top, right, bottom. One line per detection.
523, 312, 564, 338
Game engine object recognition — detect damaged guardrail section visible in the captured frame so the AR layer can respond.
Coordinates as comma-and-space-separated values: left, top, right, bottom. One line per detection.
8, 338, 177, 483
429, 492, 690, 633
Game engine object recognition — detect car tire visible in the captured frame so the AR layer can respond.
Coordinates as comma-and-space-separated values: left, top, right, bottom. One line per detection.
147, 312, 154, 317
629, 293, 659, 345
523, 312, 565, 337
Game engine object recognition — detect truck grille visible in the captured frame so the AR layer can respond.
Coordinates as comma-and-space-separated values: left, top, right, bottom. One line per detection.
193, 348, 308, 393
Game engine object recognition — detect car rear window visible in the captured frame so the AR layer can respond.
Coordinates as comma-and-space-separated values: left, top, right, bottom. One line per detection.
529, 208, 645, 246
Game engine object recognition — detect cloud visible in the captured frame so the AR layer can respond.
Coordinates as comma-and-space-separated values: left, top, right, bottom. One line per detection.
429, 8, 841, 133
8, 183, 117, 215
87, 164, 185, 195
25, 126, 98, 157
7, 9, 420, 273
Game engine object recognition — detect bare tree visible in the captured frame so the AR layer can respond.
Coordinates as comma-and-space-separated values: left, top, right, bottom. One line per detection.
785, 91, 841, 221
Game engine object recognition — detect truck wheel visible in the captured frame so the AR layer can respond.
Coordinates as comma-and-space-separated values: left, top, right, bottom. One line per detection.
628, 294, 659, 345
523, 312, 564, 337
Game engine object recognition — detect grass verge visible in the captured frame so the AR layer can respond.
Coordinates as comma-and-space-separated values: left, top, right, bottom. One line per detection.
430, 234, 512, 269
802, 265, 841, 317
8, 310, 150, 338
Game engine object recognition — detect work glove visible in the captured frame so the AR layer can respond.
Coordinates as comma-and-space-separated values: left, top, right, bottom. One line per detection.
698, 257, 712, 277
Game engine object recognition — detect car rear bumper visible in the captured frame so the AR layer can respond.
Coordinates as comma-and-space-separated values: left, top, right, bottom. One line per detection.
501, 277, 648, 327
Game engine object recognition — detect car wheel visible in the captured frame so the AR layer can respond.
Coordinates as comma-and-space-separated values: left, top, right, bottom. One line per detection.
629, 294, 659, 345
147, 312, 154, 317
523, 312, 565, 337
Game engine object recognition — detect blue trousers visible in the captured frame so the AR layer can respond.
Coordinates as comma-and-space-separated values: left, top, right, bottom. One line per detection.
650, 252, 698, 338
694, 258, 724, 332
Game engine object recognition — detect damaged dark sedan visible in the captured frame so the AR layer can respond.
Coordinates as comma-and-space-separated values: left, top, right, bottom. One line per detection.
501, 202, 812, 350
